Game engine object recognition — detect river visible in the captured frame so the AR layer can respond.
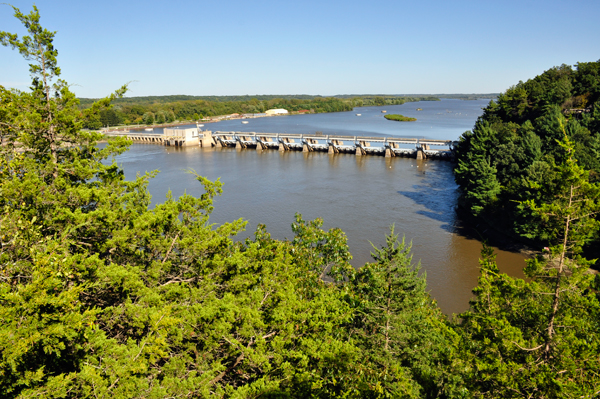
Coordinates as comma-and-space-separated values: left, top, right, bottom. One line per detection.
115, 99, 527, 315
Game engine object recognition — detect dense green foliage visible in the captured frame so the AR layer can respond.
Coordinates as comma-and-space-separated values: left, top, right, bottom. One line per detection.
457, 136, 600, 397
454, 61, 600, 250
77, 94, 325, 107
384, 114, 417, 122
452, 63, 600, 396
2, 7, 600, 398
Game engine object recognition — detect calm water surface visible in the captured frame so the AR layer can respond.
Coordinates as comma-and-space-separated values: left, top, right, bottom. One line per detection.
142, 98, 491, 140
118, 99, 526, 315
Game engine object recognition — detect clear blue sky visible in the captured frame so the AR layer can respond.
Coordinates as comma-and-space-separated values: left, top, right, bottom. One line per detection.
1, 0, 599, 98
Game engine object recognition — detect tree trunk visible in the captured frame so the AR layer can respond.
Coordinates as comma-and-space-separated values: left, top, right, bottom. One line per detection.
544, 185, 573, 359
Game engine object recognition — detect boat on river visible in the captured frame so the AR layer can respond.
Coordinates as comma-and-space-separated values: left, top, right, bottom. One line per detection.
356, 113, 361, 116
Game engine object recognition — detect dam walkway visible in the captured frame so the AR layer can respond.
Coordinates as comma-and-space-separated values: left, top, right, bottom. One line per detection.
214, 131, 456, 160
104, 130, 458, 160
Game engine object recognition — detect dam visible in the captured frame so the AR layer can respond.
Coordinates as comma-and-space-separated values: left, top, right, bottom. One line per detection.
105, 128, 458, 160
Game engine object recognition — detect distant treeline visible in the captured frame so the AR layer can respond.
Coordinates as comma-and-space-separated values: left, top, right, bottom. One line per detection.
335, 93, 499, 100
77, 94, 324, 108
78, 95, 439, 128
430, 93, 499, 100
345, 95, 439, 107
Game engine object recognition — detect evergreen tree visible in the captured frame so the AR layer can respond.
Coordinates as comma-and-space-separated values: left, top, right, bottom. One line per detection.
347, 227, 467, 398
454, 122, 502, 216
458, 135, 600, 398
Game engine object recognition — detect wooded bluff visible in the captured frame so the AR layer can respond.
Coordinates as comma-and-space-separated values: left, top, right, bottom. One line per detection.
1, 6, 599, 398
454, 60, 600, 257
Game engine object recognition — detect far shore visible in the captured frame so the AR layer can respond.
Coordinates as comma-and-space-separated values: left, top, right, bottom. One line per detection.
102, 111, 316, 133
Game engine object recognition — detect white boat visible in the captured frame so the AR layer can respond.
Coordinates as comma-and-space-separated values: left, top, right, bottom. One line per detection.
144, 128, 153, 132
381, 110, 386, 113
356, 113, 361, 116
242, 121, 249, 124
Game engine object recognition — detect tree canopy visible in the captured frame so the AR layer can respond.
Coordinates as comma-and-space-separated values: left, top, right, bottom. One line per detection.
454, 61, 600, 254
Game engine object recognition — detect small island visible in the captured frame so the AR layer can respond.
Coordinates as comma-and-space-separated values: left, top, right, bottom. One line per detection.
384, 114, 417, 122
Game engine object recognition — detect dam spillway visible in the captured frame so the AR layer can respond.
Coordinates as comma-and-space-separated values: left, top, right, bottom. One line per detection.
105, 129, 458, 160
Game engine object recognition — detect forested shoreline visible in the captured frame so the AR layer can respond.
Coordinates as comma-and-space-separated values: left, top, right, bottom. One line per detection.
79, 94, 439, 129
454, 61, 600, 259
1, 6, 600, 398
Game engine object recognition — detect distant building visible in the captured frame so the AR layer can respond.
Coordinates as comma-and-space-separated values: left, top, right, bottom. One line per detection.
163, 127, 212, 147
163, 127, 200, 147
265, 108, 289, 116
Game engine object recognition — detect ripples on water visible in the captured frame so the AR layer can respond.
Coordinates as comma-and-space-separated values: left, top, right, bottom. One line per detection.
114, 99, 526, 315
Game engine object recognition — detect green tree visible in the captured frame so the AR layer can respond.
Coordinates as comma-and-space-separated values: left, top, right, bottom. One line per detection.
0, 5, 130, 396
155, 110, 166, 124
458, 135, 600, 398
374, 96, 385, 106
99, 108, 121, 126
521, 132, 600, 353
142, 111, 154, 125
454, 122, 502, 216
166, 110, 176, 123
347, 227, 466, 398
497, 84, 529, 122
573, 60, 600, 103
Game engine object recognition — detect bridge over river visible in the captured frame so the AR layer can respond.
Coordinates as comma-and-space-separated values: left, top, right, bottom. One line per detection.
105, 130, 458, 160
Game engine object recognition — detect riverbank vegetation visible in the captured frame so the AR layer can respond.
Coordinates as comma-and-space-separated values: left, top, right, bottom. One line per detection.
454, 61, 600, 258
384, 114, 417, 122
77, 95, 439, 129
80, 96, 354, 129
2, 7, 600, 398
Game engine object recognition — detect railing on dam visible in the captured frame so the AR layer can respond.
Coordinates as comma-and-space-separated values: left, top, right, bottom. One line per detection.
103, 130, 458, 160
212, 131, 457, 160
